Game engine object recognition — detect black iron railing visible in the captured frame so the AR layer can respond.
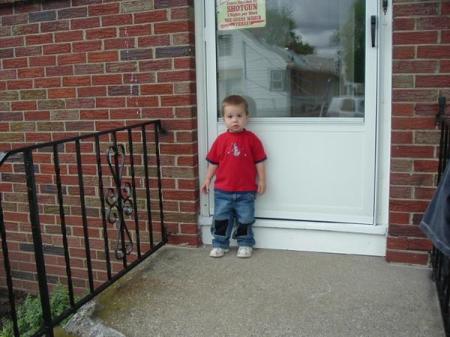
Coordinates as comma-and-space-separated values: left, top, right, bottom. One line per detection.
0, 120, 166, 337
432, 96, 450, 336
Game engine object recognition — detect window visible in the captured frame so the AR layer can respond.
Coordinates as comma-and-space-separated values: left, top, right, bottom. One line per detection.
270, 70, 286, 91
218, 34, 232, 57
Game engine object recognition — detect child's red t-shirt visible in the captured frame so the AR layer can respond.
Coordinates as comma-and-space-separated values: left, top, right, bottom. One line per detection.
206, 129, 267, 192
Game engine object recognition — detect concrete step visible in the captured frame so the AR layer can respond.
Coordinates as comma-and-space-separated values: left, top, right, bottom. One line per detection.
91, 246, 444, 337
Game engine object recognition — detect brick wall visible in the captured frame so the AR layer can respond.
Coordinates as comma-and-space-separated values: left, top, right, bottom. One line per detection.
388, 0, 450, 264
0, 0, 200, 292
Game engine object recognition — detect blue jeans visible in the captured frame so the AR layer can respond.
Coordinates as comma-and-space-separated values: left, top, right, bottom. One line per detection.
211, 190, 256, 249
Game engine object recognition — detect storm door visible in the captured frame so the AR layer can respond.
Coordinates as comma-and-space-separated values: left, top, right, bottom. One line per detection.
206, 0, 378, 225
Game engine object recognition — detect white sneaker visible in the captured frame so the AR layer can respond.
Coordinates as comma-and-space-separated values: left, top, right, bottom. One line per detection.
209, 247, 229, 258
237, 246, 253, 258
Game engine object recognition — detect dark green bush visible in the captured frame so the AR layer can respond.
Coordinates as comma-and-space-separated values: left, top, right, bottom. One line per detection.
0, 283, 72, 337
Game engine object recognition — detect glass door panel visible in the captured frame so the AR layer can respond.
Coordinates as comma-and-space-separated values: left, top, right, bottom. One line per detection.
216, 0, 367, 119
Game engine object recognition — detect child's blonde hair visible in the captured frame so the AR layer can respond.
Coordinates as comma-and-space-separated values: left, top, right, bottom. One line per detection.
221, 95, 249, 116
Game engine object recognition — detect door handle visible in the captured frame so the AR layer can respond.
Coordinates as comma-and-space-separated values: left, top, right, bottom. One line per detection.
371, 15, 376, 47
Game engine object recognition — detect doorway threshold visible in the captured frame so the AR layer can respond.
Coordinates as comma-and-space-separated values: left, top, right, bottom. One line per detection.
199, 216, 387, 256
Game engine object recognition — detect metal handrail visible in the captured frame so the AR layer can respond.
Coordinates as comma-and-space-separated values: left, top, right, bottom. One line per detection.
0, 120, 167, 337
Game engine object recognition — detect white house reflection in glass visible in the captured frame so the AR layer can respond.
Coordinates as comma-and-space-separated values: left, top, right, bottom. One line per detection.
216, 0, 366, 118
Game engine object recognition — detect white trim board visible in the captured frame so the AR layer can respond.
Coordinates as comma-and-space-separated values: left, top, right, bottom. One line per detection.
200, 216, 387, 256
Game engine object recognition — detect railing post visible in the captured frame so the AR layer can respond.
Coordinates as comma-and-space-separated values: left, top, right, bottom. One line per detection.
23, 150, 54, 337
0, 195, 20, 337
155, 121, 167, 243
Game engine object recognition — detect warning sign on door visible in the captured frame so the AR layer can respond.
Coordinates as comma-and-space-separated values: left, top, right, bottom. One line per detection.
217, 0, 266, 31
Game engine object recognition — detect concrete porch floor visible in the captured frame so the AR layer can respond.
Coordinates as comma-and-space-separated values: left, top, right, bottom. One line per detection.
91, 246, 444, 337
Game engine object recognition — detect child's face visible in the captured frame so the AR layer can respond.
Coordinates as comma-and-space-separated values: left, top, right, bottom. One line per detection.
223, 103, 248, 133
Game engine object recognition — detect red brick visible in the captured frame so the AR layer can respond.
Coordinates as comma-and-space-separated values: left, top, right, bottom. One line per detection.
18, 68, 45, 79
443, 31, 450, 44
417, 17, 450, 30
0, 37, 24, 48
86, 27, 116, 40
15, 46, 42, 57
57, 53, 86, 66
141, 84, 173, 95
34, 77, 61, 88
418, 45, 450, 58
443, 3, 450, 15
134, 10, 167, 24
92, 74, 121, 85
72, 40, 102, 52
413, 160, 438, 172
46, 65, 73, 77
96, 97, 125, 108
3, 58, 27, 69
392, 90, 438, 103
386, 250, 428, 265
415, 104, 439, 117
390, 186, 412, 199
393, 60, 438, 74
119, 24, 152, 37
175, 57, 194, 69
142, 108, 173, 118
7, 80, 32, 90
78, 87, 106, 97
168, 234, 200, 247
158, 70, 195, 82
101, 14, 132, 27
104, 38, 134, 50
391, 131, 412, 144
95, 121, 125, 130
30, 55, 56, 67
390, 172, 434, 188
138, 35, 170, 47
391, 117, 435, 129
88, 51, 118, 63
44, 43, 71, 55
71, 17, 100, 30
63, 76, 91, 87
414, 187, 436, 200
416, 75, 450, 88
26, 34, 53, 46
387, 237, 409, 250
55, 31, 83, 43
441, 60, 450, 72
88, 3, 119, 16
393, 31, 437, 45
48, 88, 76, 99
389, 200, 429, 213
80, 109, 109, 120
41, 21, 70, 32
11, 101, 36, 111
154, 21, 192, 34
394, 3, 438, 17
127, 97, 159, 107
392, 103, 414, 117
171, 7, 191, 20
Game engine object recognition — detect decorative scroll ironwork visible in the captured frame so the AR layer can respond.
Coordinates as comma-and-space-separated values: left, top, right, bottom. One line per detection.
105, 144, 134, 259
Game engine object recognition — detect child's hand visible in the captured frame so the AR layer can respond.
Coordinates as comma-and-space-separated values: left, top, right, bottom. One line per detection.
257, 181, 266, 194
200, 178, 211, 194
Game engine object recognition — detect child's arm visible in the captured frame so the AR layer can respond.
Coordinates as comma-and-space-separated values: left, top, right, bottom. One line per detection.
256, 162, 266, 194
200, 163, 218, 194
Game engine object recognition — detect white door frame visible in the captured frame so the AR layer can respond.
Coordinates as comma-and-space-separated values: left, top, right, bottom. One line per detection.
194, 0, 392, 256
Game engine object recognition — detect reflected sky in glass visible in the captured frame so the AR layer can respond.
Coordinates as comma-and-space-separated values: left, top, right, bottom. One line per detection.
268, 0, 358, 57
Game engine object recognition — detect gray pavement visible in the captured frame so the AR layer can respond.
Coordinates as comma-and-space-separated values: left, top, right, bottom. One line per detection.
92, 246, 444, 337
